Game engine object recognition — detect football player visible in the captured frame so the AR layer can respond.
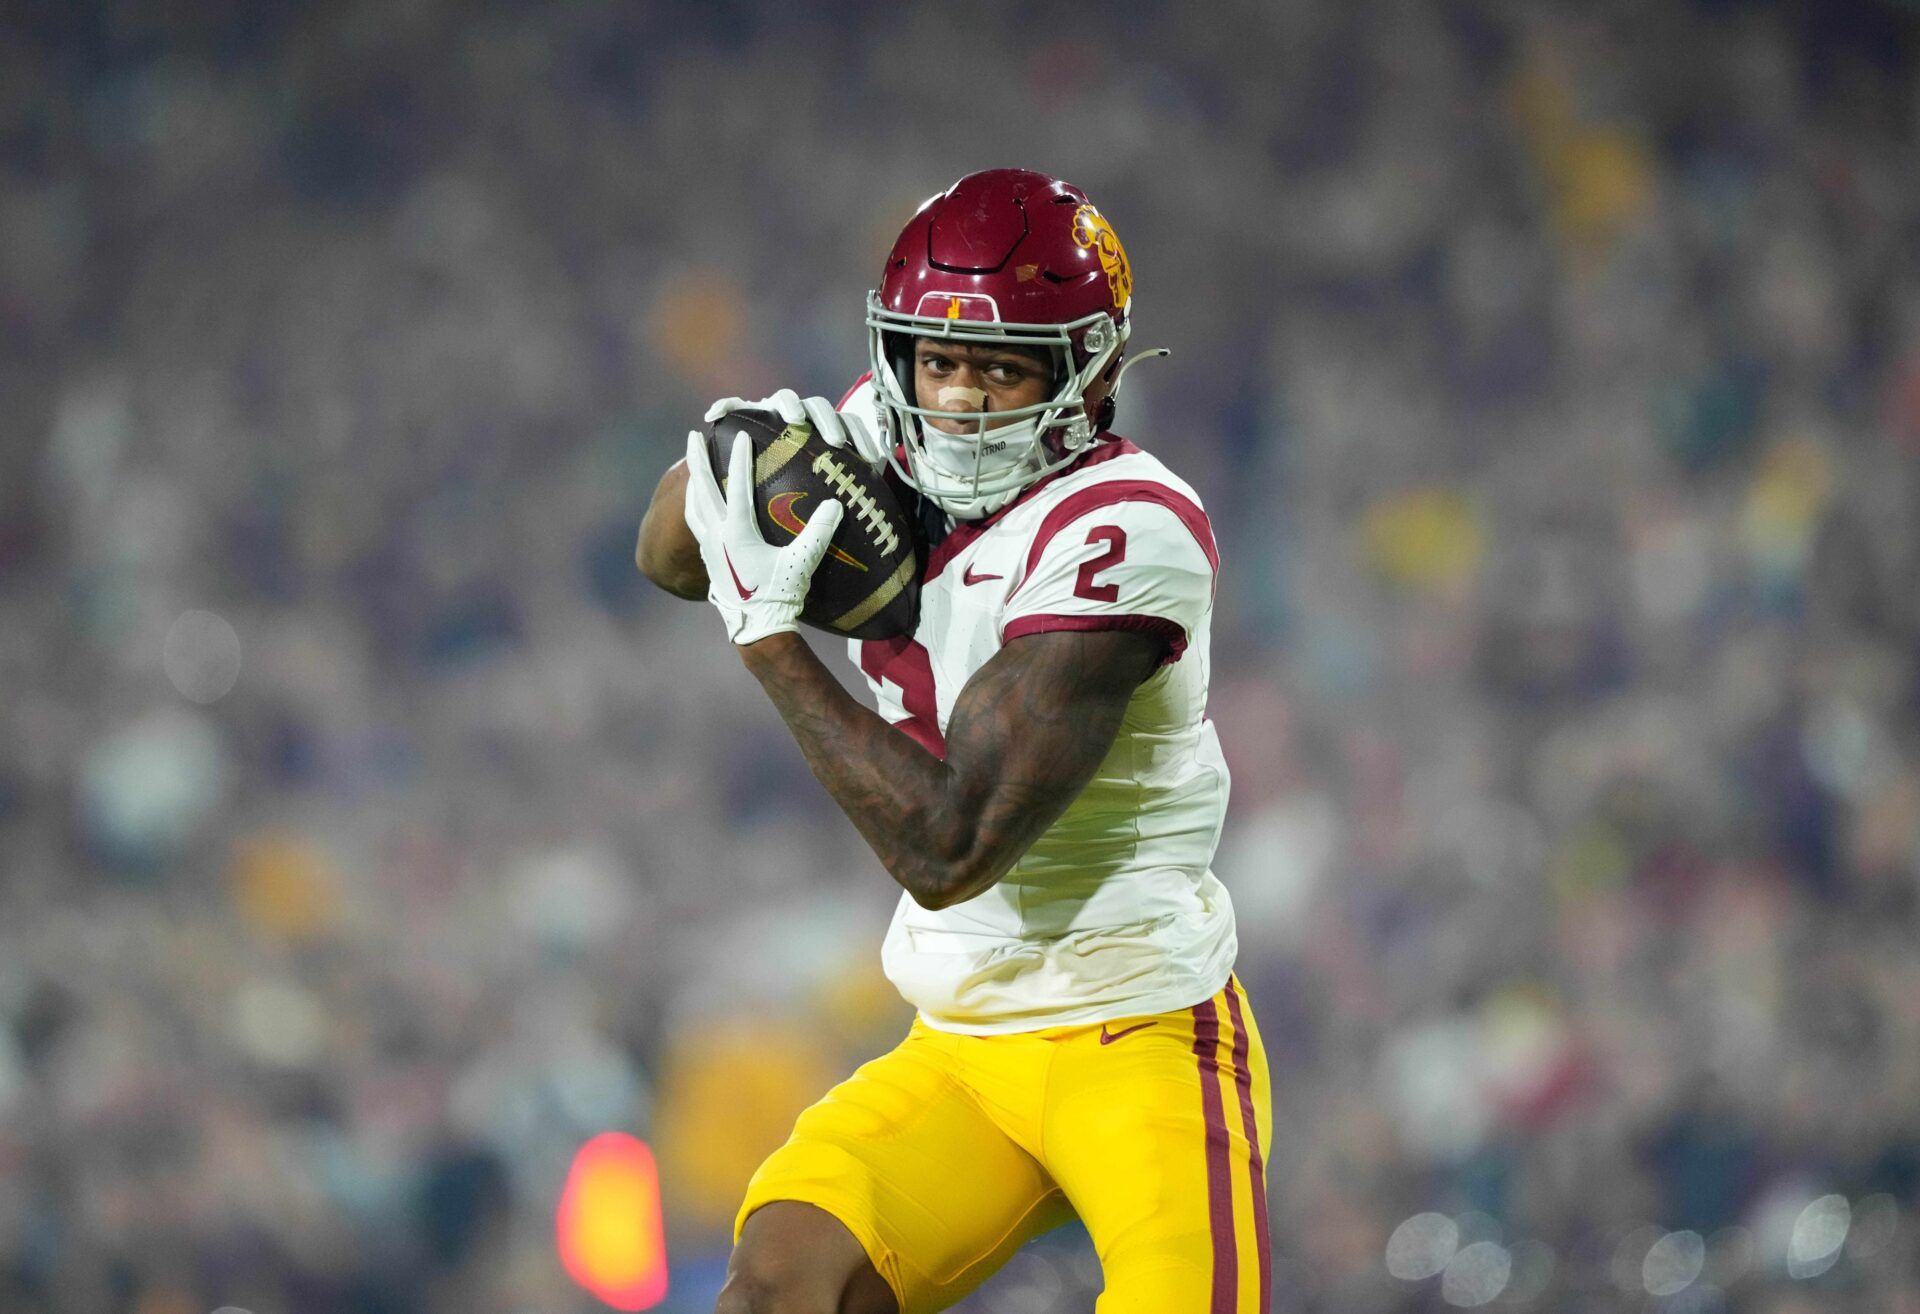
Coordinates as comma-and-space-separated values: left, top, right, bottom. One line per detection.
637, 169, 1270, 1314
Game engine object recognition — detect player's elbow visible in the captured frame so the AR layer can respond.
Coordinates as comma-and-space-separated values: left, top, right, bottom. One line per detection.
892, 785, 1035, 910
635, 534, 707, 600
906, 878, 977, 913
635, 461, 709, 600
902, 845, 1015, 911
908, 876, 970, 912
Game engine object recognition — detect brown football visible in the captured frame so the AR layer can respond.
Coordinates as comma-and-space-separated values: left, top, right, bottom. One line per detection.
705, 408, 920, 641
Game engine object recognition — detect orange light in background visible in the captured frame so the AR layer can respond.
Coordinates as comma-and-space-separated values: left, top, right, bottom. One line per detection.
557, 1133, 670, 1311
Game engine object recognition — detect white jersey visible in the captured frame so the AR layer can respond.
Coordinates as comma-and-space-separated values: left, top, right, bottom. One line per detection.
840, 379, 1237, 1035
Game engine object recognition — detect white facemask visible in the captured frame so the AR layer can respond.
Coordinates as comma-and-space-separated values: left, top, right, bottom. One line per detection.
911, 413, 1049, 519
864, 295, 1134, 519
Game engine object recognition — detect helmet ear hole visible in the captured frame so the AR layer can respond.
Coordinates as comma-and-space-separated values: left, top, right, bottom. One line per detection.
886, 335, 914, 402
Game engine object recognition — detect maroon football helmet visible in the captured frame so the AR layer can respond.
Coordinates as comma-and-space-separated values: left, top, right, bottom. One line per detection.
866, 169, 1136, 518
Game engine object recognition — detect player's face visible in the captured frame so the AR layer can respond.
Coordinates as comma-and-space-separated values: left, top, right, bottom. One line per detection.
913, 340, 1052, 435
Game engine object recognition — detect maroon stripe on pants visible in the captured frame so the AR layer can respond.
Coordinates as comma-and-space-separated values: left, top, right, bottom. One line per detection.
1191, 997, 1237, 1313
1224, 979, 1271, 1314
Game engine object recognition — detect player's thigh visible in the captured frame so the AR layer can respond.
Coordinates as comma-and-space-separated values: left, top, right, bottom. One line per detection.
1042, 978, 1273, 1314
738, 1023, 1070, 1314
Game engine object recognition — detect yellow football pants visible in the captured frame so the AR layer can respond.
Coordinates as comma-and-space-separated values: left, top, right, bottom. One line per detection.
736, 976, 1272, 1313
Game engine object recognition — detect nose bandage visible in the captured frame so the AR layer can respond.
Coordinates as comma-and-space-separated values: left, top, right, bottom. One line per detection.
937, 385, 987, 408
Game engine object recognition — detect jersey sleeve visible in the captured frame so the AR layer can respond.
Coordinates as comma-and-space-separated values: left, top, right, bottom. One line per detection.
1000, 494, 1217, 663
836, 370, 876, 412
836, 372, 895, 471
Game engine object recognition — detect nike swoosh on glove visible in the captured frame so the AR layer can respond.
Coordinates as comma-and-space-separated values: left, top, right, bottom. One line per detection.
682, 430, 844, 646
704, 388, 888, 469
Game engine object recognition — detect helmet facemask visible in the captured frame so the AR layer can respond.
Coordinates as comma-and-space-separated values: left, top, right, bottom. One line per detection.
865, 292, 1128, 520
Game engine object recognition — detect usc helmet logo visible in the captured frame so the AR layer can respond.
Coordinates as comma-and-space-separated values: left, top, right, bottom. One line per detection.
1073, 205, 1132, 310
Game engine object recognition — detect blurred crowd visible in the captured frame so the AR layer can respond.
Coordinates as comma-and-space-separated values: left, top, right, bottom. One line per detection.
4, 0, 1920, 1311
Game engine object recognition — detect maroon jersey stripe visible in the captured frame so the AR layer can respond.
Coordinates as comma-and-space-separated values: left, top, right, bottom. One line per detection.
1191, 997, 1238, 1313
999, 613, 1189, 664
1224, 978, 1271, 1314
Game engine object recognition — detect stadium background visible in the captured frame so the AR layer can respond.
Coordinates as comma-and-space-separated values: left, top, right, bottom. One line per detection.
4, 1, 1920, 1310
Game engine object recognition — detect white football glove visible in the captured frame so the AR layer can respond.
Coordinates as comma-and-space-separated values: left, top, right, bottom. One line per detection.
682, 430, 844, 646
704, 388, 888, 469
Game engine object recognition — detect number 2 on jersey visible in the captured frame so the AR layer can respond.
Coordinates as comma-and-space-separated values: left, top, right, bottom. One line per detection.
858, 636, 945, 759
1073, 525, 1128, 602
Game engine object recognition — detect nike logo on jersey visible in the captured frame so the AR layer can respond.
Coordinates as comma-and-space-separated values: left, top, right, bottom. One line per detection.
1099, 1021, 1155, 1045
961, 564, 1004, 586
723, 549, 756, 599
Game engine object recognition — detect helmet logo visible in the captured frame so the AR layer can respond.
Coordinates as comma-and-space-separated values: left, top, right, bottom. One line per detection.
1073, 205, 1132, 309
913, 291, 1002, 322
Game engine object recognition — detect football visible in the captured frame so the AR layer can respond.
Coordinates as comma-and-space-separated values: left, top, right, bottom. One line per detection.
705, 407, 920, 641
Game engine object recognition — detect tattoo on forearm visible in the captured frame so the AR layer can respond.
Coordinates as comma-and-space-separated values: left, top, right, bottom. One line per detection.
741, 629, 1159, 908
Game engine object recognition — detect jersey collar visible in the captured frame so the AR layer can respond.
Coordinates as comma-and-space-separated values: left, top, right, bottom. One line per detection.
921, 434, 1139, 582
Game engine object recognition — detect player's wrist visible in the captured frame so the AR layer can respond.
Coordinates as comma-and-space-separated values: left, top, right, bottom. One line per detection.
736, 628, 807, 668
731, 614, 802, 648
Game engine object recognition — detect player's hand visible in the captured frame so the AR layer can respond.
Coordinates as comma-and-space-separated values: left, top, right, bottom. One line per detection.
682, 430, 844, 646
705, 389, 888, 469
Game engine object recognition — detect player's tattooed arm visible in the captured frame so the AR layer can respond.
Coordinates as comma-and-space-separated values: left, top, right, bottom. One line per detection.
635, 460, 710, 600
739, 628, 1162, 909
